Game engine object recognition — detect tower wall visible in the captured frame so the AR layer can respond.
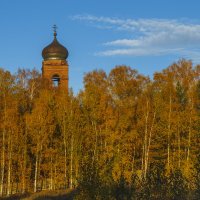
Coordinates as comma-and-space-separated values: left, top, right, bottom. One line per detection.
42, 59, 68, 91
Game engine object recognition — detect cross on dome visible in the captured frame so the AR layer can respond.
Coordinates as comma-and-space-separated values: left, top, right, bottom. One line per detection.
53, 24, 57, 37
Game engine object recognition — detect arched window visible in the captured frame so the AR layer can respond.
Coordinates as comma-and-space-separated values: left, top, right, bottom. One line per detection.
52, 74, 60, 87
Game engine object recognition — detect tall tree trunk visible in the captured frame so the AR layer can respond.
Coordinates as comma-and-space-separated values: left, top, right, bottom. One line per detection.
141, 144, 144, 173
167, 94, 172, 170
177, 124, 181, 168
70, 134, 73, 189
34, 143, 39, 193
92, 121, 98, 167
0, 97, 6, 196
22, 117, 27, 194
7, 130, 12, 196
143, 100, 149, 179
50, 155, 53, 190
131, 146, 136, 175
145, 111, 156, 177
63, 118, 67, 188
0, 128, 5, 197
186, 113, 192, 164
54, 163, 57, 190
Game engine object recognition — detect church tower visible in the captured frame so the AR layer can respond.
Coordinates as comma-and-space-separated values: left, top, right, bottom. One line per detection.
42, 26, 69, 91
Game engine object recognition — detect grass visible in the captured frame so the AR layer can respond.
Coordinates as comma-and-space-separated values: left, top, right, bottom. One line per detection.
1, 189, 77, 200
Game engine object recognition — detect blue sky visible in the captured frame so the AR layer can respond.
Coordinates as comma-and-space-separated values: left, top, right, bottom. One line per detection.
1, 0, 200, 93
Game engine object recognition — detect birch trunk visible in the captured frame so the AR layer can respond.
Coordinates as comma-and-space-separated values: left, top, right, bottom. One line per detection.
145, 111, 156, 177
187, 105, 193, 164
63, 118, 67, 187
92, 121, 98, 167
22, 117, 28, 193
167, 94, 172, 169
54, 164, 57, 190
141, 144, 144, 173
34, 142, 40, 193
178, 125, 181, 168
143, 100, 149, 179
70, 134, 73, 189
0, 128, 5, 197
50, 156, 53, 190
131, 146, 136, 175
7, 130, 12, 196
0, 97, 7, 196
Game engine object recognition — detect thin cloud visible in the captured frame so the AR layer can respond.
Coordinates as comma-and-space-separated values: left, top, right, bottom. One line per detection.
72, 15, 200, 61
97, 48, 184, 56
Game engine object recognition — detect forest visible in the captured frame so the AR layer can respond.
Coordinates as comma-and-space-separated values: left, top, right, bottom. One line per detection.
0, 59, 200, 199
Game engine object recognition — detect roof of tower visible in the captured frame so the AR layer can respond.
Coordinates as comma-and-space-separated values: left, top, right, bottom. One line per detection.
42, 29, 68, 60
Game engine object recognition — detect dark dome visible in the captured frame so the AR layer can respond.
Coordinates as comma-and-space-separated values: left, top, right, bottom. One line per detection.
42, 32, 68, 60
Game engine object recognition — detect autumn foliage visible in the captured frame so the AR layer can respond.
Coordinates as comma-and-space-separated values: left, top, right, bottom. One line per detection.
0, 59, 200, 199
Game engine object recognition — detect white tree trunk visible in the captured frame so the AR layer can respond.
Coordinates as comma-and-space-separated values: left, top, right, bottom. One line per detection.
63, 118, 67, 188
7, 130, 12, 196
22, 116, 28, 193
0, 97, 7, 196
187, 110, 192, 164
0, 128, 5, 196
34, 143, 39, 193
167, 94, 172, 169
70, 134, 73, 189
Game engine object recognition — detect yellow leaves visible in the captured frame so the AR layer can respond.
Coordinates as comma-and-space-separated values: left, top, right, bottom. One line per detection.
112, 163, 121, 182
0, 60, 199, 194
182, 161, 194, 180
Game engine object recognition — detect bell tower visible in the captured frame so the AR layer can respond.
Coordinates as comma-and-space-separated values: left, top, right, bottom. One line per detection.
42, 26, 69, 92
